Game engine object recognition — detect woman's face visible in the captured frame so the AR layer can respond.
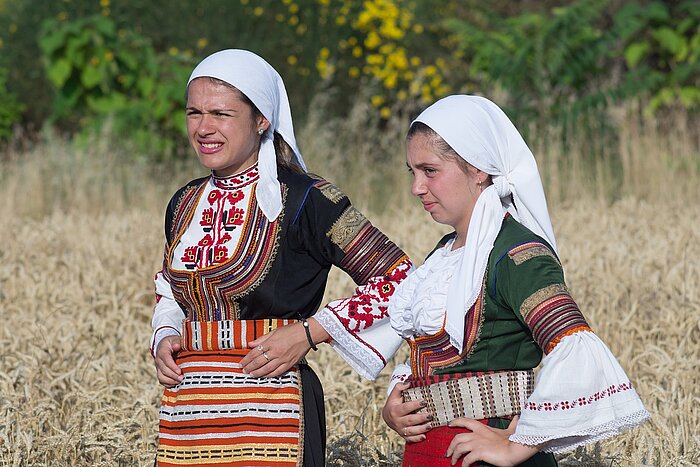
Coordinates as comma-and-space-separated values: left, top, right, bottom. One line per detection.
186, 78, 269, 177
406, 132, 483, 242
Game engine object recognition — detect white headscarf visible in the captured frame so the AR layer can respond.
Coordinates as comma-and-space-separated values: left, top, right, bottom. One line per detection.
413, 95, 557, 353
187, 49, 307, 221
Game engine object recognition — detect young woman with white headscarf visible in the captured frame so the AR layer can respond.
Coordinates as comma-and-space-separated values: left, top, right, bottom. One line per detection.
382, 95, 649, 466
150, 49, 412, 467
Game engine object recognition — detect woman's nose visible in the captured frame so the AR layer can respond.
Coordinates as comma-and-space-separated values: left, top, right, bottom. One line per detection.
411, 176, 426, 197
196, 114, 216, 135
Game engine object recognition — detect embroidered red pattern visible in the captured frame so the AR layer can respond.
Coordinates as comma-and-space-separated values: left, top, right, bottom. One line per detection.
331, 259, 410, 333
523, 382, 634, 412
180, 188, 247, 269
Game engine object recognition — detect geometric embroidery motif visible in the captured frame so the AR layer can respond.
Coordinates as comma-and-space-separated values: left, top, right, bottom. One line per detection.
520, 283, 569, 322
326, 206, 369, 250
523, 382, 635, 412
519, 282, 591, 354
508, 241, 559, 266
315, 179, 347, 204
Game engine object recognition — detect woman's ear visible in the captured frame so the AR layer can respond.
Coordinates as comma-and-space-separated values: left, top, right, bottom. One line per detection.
258, 117, 271, 133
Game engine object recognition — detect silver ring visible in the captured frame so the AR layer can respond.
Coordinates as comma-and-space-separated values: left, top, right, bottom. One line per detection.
257, 344, 264, 352
262, 351, 270, 361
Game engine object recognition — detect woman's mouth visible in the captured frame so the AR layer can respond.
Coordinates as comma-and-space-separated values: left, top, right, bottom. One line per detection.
199, 141, 223, 154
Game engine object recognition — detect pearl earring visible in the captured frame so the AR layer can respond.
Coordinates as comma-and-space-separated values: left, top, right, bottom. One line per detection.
257, 128, 264, 135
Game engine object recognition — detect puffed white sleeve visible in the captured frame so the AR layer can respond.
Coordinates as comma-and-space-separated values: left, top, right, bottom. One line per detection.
510, 330, 650, 453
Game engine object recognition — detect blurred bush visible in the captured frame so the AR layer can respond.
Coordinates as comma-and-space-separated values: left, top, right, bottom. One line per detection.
0, 0, 697, 160
0, 66, 24, 141
39, 14, 193, 158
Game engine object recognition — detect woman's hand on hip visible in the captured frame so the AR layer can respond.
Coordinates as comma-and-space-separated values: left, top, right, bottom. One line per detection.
445, 416, 539, 466
382, 382, 432, 443
241, 319, 327, 377
154, 335, 183, 388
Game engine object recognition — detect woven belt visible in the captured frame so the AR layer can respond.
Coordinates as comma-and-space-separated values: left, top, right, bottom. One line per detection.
402, 369, 534, 427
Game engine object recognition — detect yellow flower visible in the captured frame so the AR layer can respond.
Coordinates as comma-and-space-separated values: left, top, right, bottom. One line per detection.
100, 0, 110, 7
318, 0, 330, 5
384, 72, 398, 89
371, 95, 385, 107
387, 50, 408, 70
397, 89, 408, 101
240, 0, 249, 4
276, 13, 285, 22
197, 38, 208, 49
424, 65, 438, 76
319, 47, 330, 59
412, 24, 424, 34
104, 50, 114, 61
410, 56, 421, 67
348, 67, 360, 78
367, 54, 383, 65
288, 15, 299, 25
283, 0, 292, 4
90, 56, 100, 65
380, 19, 404, 40
352, 46, 363, 58
9, 23, 17, 34
168, 47, 179, 56
380, 106, 391, 119
287, 55, 298, 65
379, 43, 394, 54
57, 12, 68, 21
348, 36, 358, 45
101, 8, 110, 16
335, 15, 346, 25
296, 24, 307, 35
356, 11, 372, 28
289, 3, 299, 13
254, 6, 264, 16
364, 31, 381, 50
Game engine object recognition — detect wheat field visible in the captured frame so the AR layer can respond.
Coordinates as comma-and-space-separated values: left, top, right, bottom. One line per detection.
0, 113, 698, 466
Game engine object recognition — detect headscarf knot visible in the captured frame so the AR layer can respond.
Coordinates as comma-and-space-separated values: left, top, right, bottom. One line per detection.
492, 174, 512, 198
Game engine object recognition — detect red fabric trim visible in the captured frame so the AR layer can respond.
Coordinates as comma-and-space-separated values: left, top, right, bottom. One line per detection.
402, 422, 488, 467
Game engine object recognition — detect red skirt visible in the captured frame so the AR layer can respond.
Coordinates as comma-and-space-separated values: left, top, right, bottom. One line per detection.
402, 421, 489, 467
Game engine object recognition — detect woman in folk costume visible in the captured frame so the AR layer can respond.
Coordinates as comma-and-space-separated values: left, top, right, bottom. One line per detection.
150, 49, 411, 467
382, 95, 649, 466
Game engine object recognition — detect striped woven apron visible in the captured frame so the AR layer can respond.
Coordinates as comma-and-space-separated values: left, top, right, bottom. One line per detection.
157, 319, 303, 467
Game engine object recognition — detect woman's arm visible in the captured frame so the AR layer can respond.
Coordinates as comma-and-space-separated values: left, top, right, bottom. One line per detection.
242, 178, 411, 378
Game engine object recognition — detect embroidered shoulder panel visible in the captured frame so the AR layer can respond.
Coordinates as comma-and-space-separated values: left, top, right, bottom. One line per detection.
326, 206, 369, 250
507, 241, 559, 266
313, 179, 347, 204
520, 283, 591, 354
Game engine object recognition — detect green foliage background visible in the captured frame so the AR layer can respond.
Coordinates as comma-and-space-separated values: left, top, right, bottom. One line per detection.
0, 0, 698, 159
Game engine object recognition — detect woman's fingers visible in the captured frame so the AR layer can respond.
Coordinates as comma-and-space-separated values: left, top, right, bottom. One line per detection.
240, 333, 272, 368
